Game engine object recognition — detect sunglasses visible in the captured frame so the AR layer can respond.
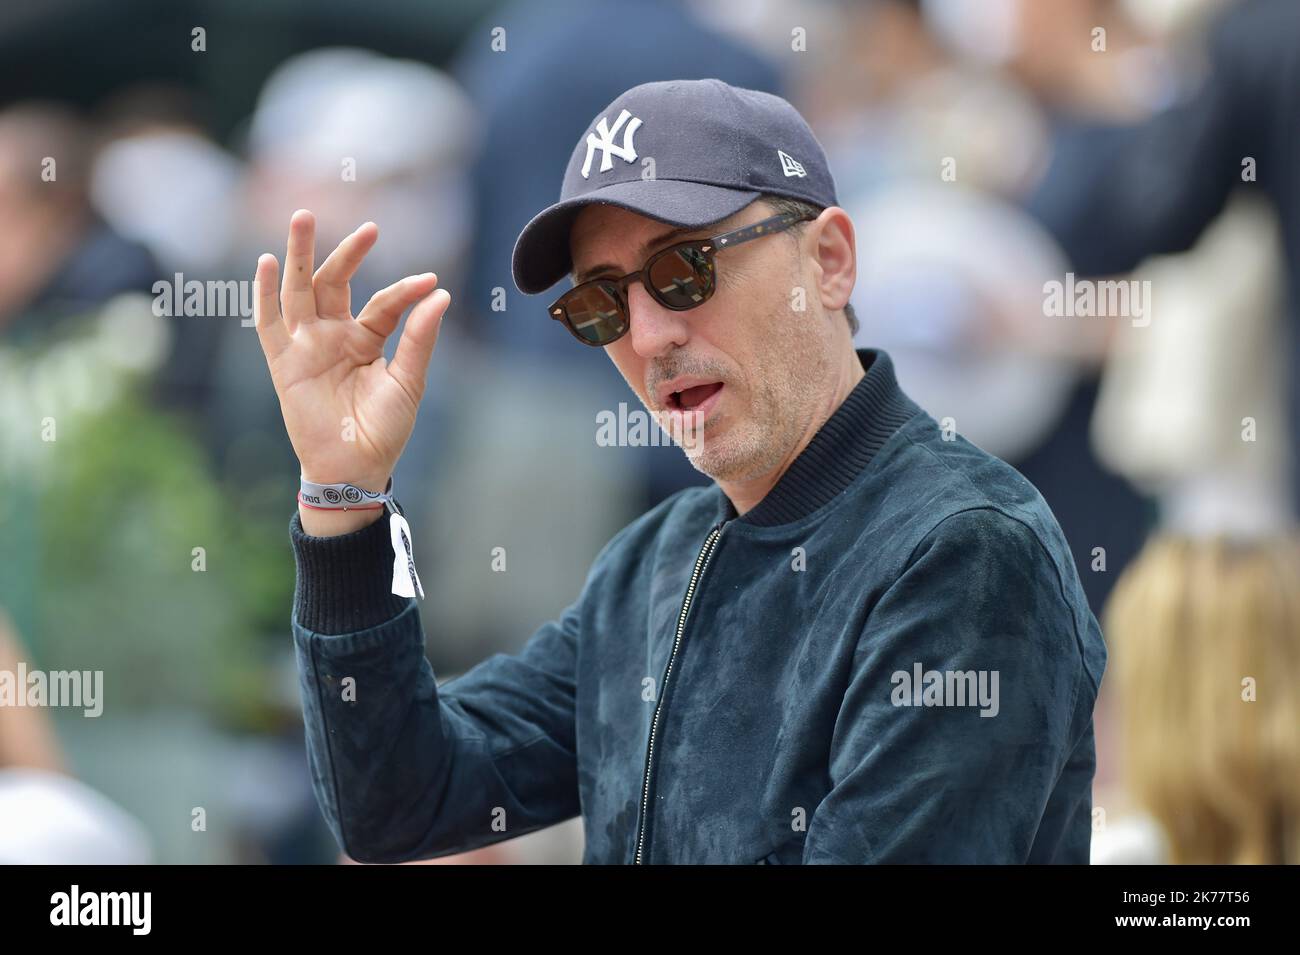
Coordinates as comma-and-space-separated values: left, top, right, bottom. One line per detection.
549, 211, 816, 346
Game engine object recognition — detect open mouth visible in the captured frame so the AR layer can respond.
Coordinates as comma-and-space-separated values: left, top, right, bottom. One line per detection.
668, 382, 723, 411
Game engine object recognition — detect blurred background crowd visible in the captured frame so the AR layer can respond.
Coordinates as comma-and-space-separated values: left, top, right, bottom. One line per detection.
0, 0, 1296, 864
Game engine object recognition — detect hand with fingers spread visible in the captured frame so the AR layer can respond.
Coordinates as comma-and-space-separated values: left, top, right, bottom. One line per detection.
253, 210, 451, 536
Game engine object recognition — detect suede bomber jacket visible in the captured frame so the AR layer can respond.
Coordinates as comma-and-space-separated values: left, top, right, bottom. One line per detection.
288, 348, 1107, 864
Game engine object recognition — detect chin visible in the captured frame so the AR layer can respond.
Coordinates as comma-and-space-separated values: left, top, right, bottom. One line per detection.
681, 423, 771, 483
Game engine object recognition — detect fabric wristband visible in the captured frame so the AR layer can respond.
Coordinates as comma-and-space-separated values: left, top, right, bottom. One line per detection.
298, 475, 424, 599
298, 476, 393, 511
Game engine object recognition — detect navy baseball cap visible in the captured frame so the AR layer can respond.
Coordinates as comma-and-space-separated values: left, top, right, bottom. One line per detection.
511, 78, 839, 295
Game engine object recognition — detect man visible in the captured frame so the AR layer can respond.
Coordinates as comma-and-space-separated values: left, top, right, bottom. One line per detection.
254, 79, 1105, 864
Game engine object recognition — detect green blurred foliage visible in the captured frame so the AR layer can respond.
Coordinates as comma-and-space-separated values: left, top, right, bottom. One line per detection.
0, 295, 294, 729
31, 391, 290, 726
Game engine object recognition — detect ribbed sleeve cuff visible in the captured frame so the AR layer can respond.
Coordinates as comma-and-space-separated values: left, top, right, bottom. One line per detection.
290, 510, 414, 635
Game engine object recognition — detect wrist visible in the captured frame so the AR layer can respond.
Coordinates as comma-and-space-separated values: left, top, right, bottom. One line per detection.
298, 503, 385, 537
297, 469, 392, 538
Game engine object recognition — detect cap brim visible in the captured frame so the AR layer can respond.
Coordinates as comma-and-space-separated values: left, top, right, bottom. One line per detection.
511, 179, 761, 295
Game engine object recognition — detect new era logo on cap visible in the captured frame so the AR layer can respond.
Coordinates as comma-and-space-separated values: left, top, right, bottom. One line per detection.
778, 150, 806, 178
512, 78, 839, 294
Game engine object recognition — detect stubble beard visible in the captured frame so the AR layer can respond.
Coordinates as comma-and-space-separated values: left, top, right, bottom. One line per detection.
682, 302, 832, 485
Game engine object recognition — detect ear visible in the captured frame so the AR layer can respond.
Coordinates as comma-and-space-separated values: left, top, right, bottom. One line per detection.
807, 207, 855, 315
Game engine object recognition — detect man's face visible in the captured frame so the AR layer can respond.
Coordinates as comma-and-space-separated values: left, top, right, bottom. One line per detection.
568, 200, 843, 484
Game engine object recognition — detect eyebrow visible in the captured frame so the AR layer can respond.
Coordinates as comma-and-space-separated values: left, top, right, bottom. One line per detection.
571, 222, 705, 286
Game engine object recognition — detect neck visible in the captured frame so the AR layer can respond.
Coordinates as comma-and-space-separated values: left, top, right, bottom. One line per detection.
720, 345, 866, 517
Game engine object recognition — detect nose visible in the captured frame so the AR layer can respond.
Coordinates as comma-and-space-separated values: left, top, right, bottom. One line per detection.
625, 281, 690, 358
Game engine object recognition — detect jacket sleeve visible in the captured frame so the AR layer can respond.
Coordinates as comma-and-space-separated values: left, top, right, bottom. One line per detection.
801, 507, 1102, 864
289, 512, 581, 863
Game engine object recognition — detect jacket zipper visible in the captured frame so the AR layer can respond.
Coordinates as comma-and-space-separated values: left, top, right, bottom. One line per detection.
633, 521, 725, 864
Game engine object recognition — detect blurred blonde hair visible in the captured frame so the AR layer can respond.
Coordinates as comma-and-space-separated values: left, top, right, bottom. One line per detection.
1105, 535, 1300, 863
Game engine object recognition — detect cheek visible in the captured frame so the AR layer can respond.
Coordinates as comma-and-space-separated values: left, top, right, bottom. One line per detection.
725, 255, 798, 323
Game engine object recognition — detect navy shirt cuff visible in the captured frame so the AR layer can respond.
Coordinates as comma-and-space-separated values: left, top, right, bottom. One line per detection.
290, 510, 413, 635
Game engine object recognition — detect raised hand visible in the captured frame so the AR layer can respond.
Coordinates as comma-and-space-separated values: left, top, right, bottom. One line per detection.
253, 210, 451, 534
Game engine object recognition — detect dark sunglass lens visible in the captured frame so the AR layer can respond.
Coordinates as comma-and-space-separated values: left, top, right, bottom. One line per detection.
648, 246, 715, 309
562, 283, 627, 344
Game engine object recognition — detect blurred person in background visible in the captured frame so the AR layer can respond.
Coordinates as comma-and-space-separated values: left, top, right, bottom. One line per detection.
930, 0, 1167, 615
1028, 0, 1300, 513
0, 610, 64, 775
91, 87, 244, 281
0, 609, 152, 864
0, 102, 158, 341
1099, 534, 1300, 864
88, 84, 246, 416
1086, 187, 1298, 863
848, 187, 1085, 477
0, 99, 163, 659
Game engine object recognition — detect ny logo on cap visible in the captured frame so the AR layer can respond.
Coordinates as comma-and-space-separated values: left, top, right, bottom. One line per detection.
581, 108, 643, 179
778, 150, 806, 178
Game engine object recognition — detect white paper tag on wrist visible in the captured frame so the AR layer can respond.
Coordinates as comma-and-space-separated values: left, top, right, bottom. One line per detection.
389, 512, 424, 599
